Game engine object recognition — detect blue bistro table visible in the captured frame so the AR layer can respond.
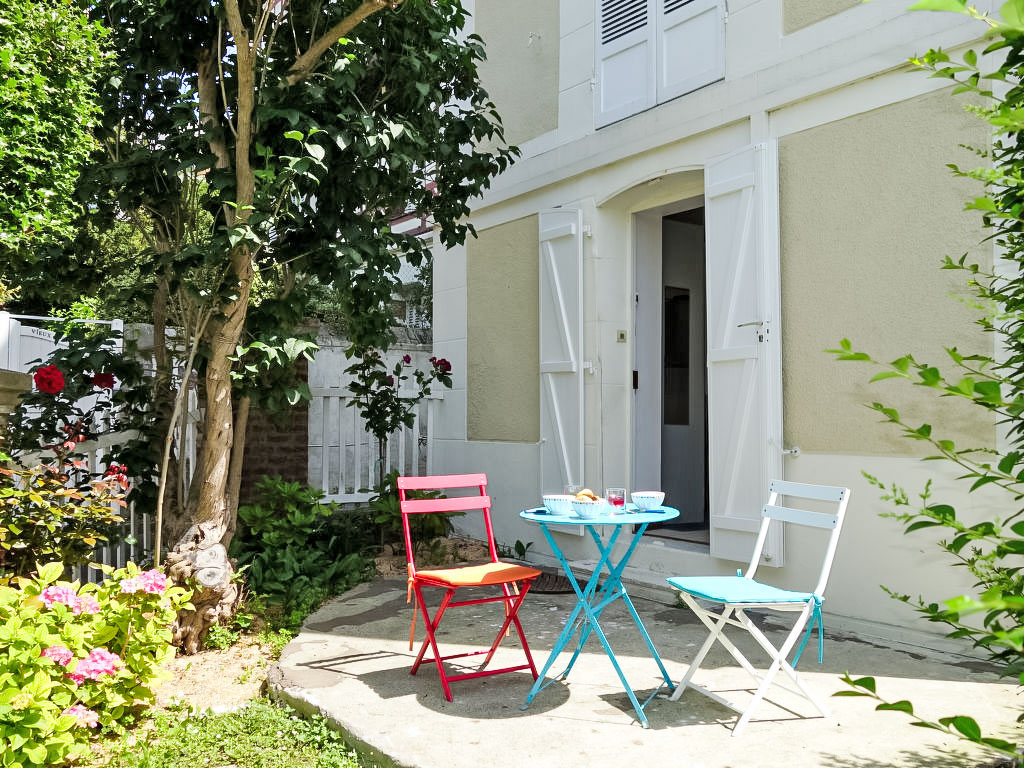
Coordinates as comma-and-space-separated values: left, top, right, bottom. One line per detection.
519, 504, 679, 728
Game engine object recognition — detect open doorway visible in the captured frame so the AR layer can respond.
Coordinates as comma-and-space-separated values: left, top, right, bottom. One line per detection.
632, 201, 709, 544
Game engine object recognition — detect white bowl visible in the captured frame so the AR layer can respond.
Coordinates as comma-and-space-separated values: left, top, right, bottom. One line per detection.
571, 498, 606, 519
542, 494, 575, 516
630, 491, 665, 511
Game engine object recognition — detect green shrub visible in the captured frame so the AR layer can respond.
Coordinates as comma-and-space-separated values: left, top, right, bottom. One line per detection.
231, 477, 372, 621
0, 561, 191, 767
0, 459, 128, 579
368, 469, 456, 552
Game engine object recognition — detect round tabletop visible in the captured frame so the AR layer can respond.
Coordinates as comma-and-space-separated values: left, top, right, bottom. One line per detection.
520, 505, 679, 526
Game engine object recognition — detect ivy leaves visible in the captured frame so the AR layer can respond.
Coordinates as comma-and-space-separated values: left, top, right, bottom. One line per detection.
0, 0, 108, 256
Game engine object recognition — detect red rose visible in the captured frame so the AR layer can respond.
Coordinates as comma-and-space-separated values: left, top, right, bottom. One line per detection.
434, 358, 452, 374
33, 365, 65, 394
402, 354, 411, 364
91, 373, 115, 390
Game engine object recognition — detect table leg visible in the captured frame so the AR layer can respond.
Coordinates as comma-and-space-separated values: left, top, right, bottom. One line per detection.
522, 521, 673, 727
523, 523, 595, 704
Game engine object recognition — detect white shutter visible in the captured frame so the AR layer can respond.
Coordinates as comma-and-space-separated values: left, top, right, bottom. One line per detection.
705, 142, 784, 566
539, 209, 584, 494
657, 0, 725, 103
596, 0, 656, 128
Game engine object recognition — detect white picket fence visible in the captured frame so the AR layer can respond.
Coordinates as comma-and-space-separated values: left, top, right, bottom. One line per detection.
308, 387, 441, 503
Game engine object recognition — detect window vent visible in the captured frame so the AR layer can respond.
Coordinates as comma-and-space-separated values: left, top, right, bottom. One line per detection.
601, 0, 647, 45
664, 0, 695, 13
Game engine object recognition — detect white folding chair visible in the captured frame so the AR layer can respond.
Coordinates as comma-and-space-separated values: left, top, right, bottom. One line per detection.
666, 480, 850, 735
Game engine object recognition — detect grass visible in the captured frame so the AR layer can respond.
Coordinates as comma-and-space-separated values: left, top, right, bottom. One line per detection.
102, 700, 362, 768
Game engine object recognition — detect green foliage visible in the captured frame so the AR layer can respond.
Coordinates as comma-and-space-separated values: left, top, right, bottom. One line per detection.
0, 0, 108, 256
498, 539, 533, 561
203, 624, 241, 651
347, 351, 453, 488
0, 461, 127, 579
256, 628, 295, 659
231, 477, 373, 622
5, 325, 150, 458
103, 700, 360, 768
368, 469, 456, 551
828, 6, 1024, 760
0, 562, 191, 768
230, 335, 318, 418
836, 673, 1018, 758
2, 323, 160, 518
347, 350, 453, 444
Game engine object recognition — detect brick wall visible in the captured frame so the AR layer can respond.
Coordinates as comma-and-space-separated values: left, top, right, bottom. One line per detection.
237, 358, 309, 505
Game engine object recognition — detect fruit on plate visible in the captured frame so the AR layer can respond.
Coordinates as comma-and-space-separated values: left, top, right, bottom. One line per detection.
574, 488, 600, 501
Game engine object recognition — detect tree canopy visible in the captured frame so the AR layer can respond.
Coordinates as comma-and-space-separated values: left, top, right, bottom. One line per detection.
20, 0, 517, 650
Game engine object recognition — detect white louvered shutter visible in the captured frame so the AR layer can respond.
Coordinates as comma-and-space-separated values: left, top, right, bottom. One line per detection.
657, 0, 725, 103
596, 0, 656, 128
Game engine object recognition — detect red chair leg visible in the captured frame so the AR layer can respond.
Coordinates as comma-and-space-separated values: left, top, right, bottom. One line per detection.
412, 585, 456, 701
410, 579, 539, 701
480, 581, 535, 672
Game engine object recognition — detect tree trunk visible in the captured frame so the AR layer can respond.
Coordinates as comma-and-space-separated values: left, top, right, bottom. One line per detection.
165, 11, 259, 651
151, 274, 190, 552
166, 261, 251, 651
223, 393, 250, 548
165, 0, 393, 652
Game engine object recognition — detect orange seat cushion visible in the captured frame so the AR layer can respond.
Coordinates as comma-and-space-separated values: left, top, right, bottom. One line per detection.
415, 561, 541, 587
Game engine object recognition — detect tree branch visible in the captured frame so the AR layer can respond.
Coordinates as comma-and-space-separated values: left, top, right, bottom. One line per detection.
286, 0, 403, 86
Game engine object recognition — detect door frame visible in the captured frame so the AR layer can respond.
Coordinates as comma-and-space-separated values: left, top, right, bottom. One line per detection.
630, 195, 706, 501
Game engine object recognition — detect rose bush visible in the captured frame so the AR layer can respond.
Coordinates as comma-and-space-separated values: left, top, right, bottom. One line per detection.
345, 348, 454, 487
0, 561, 192, 767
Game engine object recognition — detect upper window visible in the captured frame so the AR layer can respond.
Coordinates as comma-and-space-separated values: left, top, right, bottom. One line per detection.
596, 0, 725, 127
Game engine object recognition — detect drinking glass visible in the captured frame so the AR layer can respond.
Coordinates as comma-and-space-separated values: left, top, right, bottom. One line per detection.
606, 487, 626, 513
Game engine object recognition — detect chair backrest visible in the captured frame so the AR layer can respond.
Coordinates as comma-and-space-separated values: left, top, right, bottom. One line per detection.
397, 473, 499, 576
746, 480, 850, 596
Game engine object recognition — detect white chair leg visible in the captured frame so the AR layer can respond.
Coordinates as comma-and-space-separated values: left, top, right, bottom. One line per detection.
738, 607, 830, 717
670, 597, 735, 701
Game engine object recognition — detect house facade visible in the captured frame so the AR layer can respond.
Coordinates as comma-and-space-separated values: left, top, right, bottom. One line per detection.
429, 0, 1001, 646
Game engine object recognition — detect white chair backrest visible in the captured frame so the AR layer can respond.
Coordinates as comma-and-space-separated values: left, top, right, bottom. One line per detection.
746, 480, 850, 595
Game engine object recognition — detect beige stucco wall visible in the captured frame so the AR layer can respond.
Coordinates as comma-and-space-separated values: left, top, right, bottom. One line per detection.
783, 0, 859, 34
780, 87, 993, 455
466, 215, 540, 442
474, 0, 558, 147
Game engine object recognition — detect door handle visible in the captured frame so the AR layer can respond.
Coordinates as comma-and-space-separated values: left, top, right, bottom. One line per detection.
736, 320, 764, 328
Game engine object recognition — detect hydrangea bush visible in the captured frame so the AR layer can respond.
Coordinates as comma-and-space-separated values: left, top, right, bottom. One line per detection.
0, 561, 191, 767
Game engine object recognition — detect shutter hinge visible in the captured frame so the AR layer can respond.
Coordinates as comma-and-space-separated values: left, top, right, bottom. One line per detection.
632, 370, 639, 390
583, 224, 593, 238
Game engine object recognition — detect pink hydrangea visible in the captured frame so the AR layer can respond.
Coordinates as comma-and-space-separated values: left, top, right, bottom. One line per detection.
40, 645, 74, 666
40, 585, 78, 610
66, 647, 120, 685
63, 704, 99, 728
74, 595, 100, 615
39, 585, 99, 615
120, 569, 166, 595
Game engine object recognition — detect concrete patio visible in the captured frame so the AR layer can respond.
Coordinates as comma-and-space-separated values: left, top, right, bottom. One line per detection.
270, 577, 1020, 768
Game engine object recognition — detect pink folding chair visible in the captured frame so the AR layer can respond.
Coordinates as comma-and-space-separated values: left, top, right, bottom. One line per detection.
398, 473, 542, 701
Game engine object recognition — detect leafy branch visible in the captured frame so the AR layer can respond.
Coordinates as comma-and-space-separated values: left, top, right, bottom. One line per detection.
836, 673, 1019, 759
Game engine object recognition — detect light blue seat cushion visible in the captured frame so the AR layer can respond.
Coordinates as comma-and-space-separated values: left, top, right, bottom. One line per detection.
666, 576, 812, 605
